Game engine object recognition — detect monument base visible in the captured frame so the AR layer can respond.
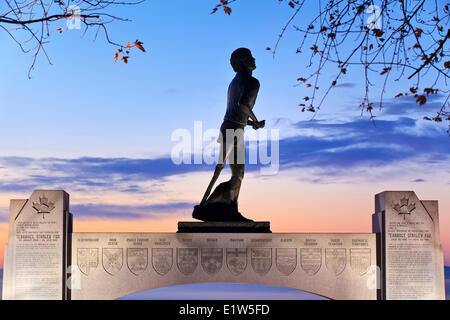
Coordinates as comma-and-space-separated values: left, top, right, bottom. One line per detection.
3, 190, 444, 300
177, 221, 271, 233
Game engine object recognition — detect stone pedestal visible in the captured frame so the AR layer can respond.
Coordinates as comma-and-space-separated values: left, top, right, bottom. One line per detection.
2, 190, 72, 300
2, 189, 445, 300
372, 191, 445, 300
178, 221, 271, 233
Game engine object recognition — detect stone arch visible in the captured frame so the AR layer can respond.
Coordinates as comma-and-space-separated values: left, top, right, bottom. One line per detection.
116, 282, 329, 300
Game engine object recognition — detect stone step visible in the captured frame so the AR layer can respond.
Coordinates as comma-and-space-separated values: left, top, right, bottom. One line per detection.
177, 221, 271, 233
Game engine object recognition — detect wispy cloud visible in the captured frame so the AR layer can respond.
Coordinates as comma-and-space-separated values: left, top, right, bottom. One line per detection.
71, 202, 195, 220
0, 115, 448, 194
0, 156, 211, 194
281, 116, 449, 171
381, 94, 446, 116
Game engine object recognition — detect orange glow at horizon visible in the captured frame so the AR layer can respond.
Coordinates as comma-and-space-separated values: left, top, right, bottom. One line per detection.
0, 223, 7, 268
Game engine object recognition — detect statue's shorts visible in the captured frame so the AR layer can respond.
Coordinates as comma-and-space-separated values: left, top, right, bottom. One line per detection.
218, 120, 246, 166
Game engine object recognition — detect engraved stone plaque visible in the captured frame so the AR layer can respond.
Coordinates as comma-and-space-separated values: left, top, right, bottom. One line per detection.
325, 248, 346, 276
251, 248, 272, 275
152, 248, 173, 275
102, 248, 123, 275
374, 191, 445, 299
78, 248, 98, 276
201, 248, 223, 274
276, 248, 297, 275
177, 248, 198, 275
127, 248, 148, 275
300, 248, 322, 275
2, 191, 70, 300
350, 248, 371, 275
226, 248, 247, 275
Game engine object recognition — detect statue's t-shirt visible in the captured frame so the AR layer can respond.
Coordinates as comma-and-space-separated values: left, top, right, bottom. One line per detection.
223, 73, 260, 128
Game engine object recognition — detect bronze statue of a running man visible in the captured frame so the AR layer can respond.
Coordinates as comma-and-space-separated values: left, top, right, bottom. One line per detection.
193, 48, 265, 222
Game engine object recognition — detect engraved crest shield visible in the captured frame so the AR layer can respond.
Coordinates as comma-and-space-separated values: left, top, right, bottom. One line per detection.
300, 248, 322, 276
226, 248, 247, 275
77, 248, 98, 276
102, 248, 123, 275
251, 248, 272, 275
276, 248, 297, 275
201, 248, 223, 274
152, 248, 173, 275
325, 248, 346, 276
350, 248, 371, 275
127, 248, 148, 275
177, 248, 198, 275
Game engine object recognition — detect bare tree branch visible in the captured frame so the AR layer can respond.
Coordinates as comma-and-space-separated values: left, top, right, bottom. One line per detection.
1, 0, 146, 77
213, 0, 450, 133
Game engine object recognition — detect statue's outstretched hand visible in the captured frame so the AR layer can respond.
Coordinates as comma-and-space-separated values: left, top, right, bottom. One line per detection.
258, 120, 265, 129
253, 120, 265, 130
247, 119, 265, 130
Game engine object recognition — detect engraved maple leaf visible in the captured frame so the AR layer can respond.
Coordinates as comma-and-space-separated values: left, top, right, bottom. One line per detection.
393, 203, 402, 213
392, 198, 416, 219
32, 196, 55, 214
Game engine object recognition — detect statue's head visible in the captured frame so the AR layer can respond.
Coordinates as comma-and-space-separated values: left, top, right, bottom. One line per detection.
230, 48, 256, 73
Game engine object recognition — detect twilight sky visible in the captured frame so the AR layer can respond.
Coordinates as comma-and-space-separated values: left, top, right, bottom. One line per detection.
0, 0, 449, 295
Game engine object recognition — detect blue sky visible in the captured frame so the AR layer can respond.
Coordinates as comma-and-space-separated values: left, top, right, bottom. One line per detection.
1, 0, 309, 158
1, 0, 447, 159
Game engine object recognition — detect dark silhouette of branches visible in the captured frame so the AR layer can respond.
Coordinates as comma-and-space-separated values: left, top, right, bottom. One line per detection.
2, 0, 449, 133
213, 0, 450, 134
0, 0, 145, 78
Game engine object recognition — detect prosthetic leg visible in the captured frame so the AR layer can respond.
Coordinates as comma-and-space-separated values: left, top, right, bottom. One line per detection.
229, 164, 244, 203
200, 163, 225, 205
